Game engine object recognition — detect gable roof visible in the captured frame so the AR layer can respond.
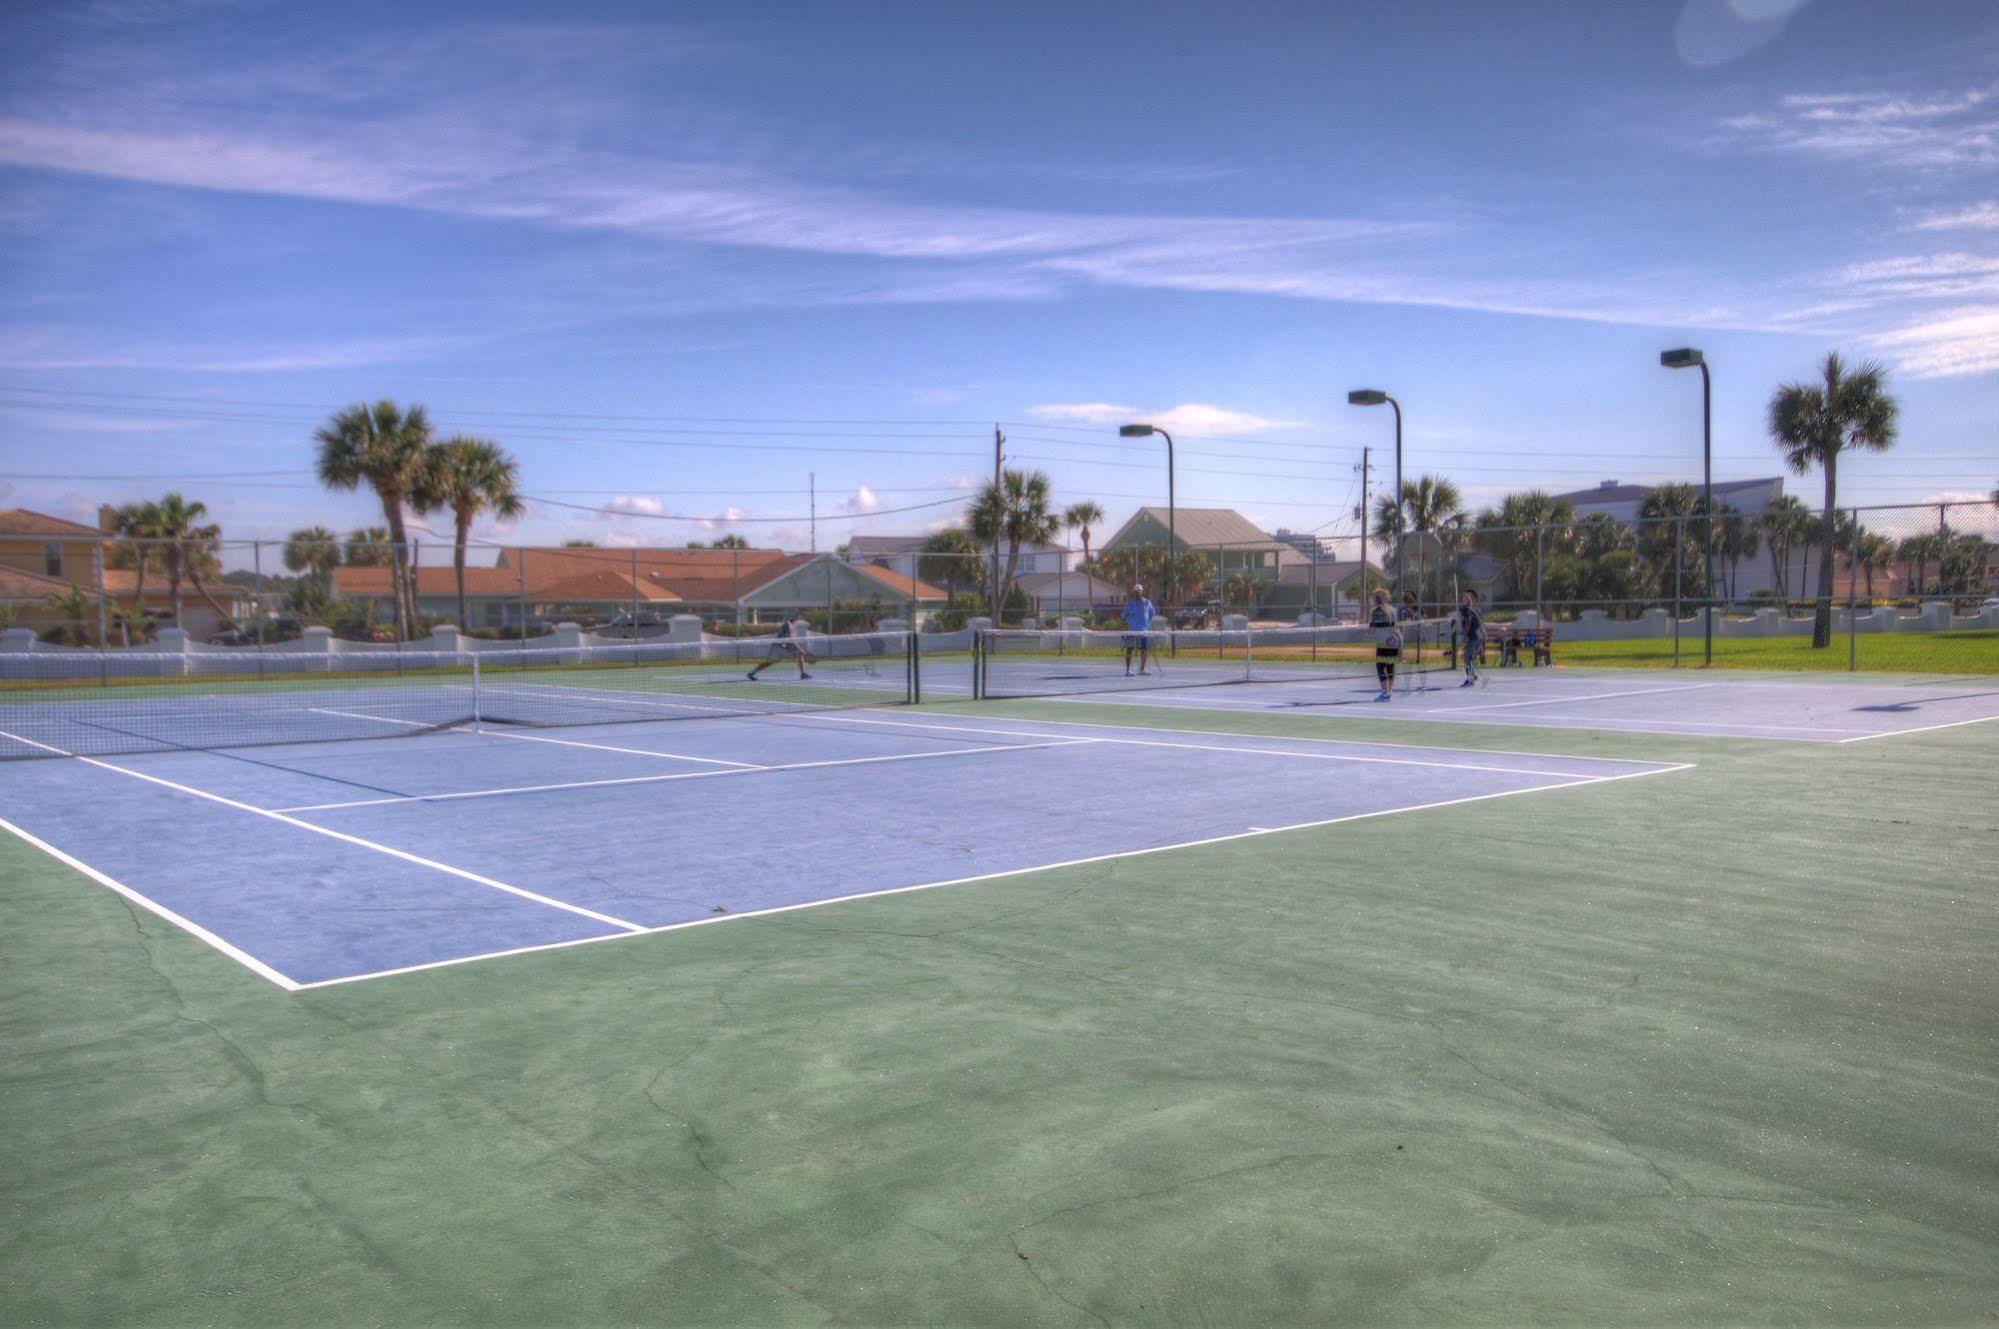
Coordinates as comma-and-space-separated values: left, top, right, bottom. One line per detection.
0, 508, 104, 539
1103, 507, 1284, 551
1552, 477, 1782, 506
845, 535, 929, 556
0, 565, 77, 601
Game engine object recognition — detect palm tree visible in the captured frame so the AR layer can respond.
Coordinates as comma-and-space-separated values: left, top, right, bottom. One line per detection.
1768, 353, 1899, 646
1852, 530, 1895, 599
1474, 491, 1575, 603
968, 468, 1058, 619
150, 492, 236, 630
41, 585, 96, 645
916, 528, 984, 599
1061, 500, 1105, 561
1637, 483, 1708, 602
314, 401, 434, 640
110, 500, 163, 613
413, 436, 524, 630
1897, 530, 1946, 597
1758, 496, 1811, 602
282, 526, 342, 593
344, 526, 395, 566
1369, 474, 1463, 611
1713, 505, 1760, 602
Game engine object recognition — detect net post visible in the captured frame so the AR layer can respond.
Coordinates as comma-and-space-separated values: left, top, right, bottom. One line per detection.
972, 626, 984, 700
907, 629, 920, 704
472, 652, 482, 729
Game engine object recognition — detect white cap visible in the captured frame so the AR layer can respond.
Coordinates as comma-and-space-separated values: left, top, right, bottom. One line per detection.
1132, 583, 1145, 593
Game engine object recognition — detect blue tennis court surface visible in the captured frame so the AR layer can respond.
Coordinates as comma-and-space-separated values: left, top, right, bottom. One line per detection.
0, 709, 1685, 989
1012, 669, 1999, 742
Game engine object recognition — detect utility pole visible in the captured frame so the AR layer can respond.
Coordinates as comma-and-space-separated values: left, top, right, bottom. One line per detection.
990, 424, 1004, 619
809, 472, 816, 553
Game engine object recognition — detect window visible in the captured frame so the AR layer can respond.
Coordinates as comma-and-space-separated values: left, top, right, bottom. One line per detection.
43, 543, 62, 577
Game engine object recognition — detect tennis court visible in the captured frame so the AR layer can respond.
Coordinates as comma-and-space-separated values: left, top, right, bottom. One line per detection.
0, 695, 1683, 987
6, 631, 1997, 1325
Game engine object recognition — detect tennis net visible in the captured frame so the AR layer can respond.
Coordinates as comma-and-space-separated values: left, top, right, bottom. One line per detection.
976, 620, 1454, 700
0, 632, 917, 760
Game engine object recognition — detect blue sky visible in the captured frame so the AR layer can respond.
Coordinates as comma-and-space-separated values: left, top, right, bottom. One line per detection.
1, 0, 1996, 564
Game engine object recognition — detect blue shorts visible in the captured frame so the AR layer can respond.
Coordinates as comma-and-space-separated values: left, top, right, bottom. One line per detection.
1123, 633, 1153, 651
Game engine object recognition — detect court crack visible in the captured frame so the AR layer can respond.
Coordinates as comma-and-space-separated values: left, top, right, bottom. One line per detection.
641, 1065, 739, 1192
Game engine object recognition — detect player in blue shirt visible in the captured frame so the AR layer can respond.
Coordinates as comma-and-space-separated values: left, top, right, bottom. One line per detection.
1122, 584, 1158, 676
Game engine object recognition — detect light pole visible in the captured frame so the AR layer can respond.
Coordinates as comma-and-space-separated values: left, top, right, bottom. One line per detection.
1347, 390, 1402, 603
1661, 347, 1713, 666
1119, 423, 1176, 611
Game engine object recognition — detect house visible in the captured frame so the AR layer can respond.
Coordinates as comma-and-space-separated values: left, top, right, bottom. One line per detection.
847, 534, 1071, 582
1013, 571, 1125, 617
333, 545, 949, 630
0, 507, 241, 639
1272, 558, 1386, 620
1100, 508, 1290, 588
1554, 477, 1787, 525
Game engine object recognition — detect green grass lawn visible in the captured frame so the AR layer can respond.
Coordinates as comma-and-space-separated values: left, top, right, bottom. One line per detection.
1553, 628, 1999, 673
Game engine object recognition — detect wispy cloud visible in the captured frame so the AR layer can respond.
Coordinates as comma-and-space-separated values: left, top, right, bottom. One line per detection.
1718, 87, 1999, 168
835, 485, 882, 514
1910, 201, 1999, 232
1029, 402, 1296, 435
0, 330, 464, 373
598, 495, 665, 517
1869, 307, 1999, 379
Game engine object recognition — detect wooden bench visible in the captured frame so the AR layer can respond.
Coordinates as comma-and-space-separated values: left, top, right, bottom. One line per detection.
1446, 623, 1556, 668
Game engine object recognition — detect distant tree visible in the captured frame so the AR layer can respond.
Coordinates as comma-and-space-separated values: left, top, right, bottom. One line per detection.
1638, 483, 1709, 601
561, 539, 599, 548
707, 535, 752, 550
1474, 491, 1575, 602
345, 526, 395, 566
109, 501, 164, 610
1062, 500, 1106, 569
414, 436, 524, 630
41, 585, 96, 645
1713, 505, 1760, 602
916, 528, 984, 599
149, 492, 236, 630
968, 468, 1058, 616
1852, 529, 1896, 599
1768, 352, 1899, 645
1758, 496, 1812, 601
1221, 571, 1272, 613
1897, 530, 1947, 597
282, 526, 342, 592
1371, 474, 1463, 609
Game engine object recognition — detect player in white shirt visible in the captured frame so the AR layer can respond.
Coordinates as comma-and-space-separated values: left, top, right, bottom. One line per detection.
747, 610, 813, 680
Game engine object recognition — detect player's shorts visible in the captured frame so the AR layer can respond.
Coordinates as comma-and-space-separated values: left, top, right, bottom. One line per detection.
1123, 633, 1152, 651
764, 639, 805, 660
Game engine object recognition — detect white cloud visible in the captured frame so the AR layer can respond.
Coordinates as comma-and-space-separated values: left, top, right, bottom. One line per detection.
600, 495, 665, 517
1028, 402, 1295, 435
0, 329, 463, 373
1718, 86, 1999, 168
1868, 306, 1999, 379
836, 485, 882, 514
694, 506, 747, 531
945, 474, 978, 490
1910, 202, 1999, 232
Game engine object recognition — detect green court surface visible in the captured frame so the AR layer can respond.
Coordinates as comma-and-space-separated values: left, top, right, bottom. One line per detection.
4, 699, 1996, 1325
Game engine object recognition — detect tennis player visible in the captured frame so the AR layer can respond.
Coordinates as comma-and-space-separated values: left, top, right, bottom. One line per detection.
747, 610, 813, 680
1454, 588, 1485, 687
1369, 588, 1400, 701
1122, 583, 1158, 676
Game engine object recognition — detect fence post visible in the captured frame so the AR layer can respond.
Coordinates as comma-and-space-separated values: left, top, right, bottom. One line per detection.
253, 539, 267, 678
93, 542, 108, 686
518, 546, 528, 643
1848, 507, 1859, 672
1672, 516, 1683, 669
1534, 523, 1545, 621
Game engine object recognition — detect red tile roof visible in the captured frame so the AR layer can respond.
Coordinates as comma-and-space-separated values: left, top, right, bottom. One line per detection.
0, 565, 77, 601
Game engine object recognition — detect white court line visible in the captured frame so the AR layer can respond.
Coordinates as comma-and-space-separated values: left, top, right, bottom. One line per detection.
291, 760, 1695, 991
0, 811, 301, 990
309, 705, 764, 768
1836, 712, 1999, 743
850, 707, 1665, 767
1424, 682, 1719, 712
0, 726, 644, 933
1039, 690, 1863, 739
793, 711, 1651, 780
271, 738, 1102, 812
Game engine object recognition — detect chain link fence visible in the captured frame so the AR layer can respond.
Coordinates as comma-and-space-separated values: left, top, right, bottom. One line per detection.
5, 501, 1994, 672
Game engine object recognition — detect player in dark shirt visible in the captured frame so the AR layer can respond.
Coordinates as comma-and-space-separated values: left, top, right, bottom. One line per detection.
1368, 589, 1399, 701
1454, 589, 1485, 687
